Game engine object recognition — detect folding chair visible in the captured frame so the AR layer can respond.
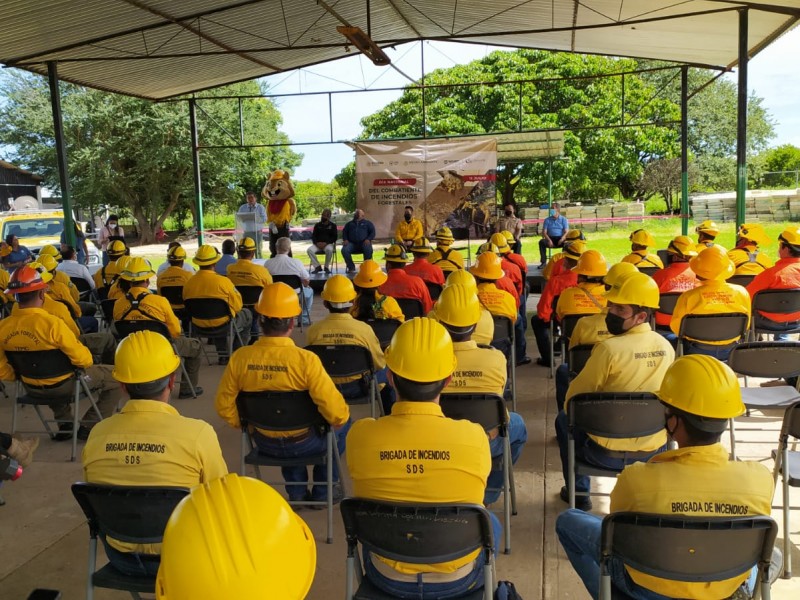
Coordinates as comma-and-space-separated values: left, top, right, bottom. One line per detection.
750, 289, 800, 340
440, 393, 516, 554
7, 350, 103, 462
99, 298, 116, 331
235, 284, 264, 340
341, 498, 496, 600
159, 286, 185, 313
567, 343, 594, 377
113, 321, 197, 398
547, 296, 560, 379
366, 319, 401, 351
71, 483, 189, 600
310, 241, 338, 272
774, 400, 800, 579
424, 281, 443, 301
184, 298, 244, 365
490, 315, 516, 411
637, 266, 660, 278
559, 313, 590, 367
729, 274, 756, 287
396, 297, 424, 319
655, 292, 681, 333
70, 277, 96, 302
271, 274, 310, 330
236, 390, 342, 543
306, 344, 381, 417
566, 392, 665, 509
599, 512, 778, 600
676, 312, 749, 357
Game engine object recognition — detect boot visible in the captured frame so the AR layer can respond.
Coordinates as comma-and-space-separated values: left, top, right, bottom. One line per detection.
8, 435, 40, 468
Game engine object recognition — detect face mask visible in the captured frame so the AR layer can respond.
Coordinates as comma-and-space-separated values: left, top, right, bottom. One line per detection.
109, 223, 117, 228
605, 312, 628, 335
504, 210, 513, 216
548, 209, 556, 217
404, 214, 412, 222
321, 216, 329, 223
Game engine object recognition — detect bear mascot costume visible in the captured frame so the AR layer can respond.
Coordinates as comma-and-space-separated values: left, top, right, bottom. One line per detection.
262, 169, 297, 258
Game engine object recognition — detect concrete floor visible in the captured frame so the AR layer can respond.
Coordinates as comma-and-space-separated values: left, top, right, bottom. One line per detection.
1, 293, 799, 600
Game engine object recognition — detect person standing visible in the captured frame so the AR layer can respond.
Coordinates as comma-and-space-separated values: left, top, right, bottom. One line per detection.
494, 203, 524, 253
307, 209, 338, 274
237, 191, 268, 259
341, 209, 376, 274
539, 203, 569, 267
98, 215, 125, 266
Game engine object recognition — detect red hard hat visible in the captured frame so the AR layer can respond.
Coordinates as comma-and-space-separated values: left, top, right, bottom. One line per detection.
6, 265, 48, 295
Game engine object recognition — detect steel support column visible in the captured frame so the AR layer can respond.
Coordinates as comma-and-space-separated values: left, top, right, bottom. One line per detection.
47, 61, 76, 246
680, 65, 689, 235
736, 8, 749, 231
547, 159, 553, 206
189, 98, 205, 246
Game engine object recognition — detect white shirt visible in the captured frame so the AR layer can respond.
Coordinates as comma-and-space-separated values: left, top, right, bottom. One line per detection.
263, 254, 309, 290
156, 261, 196, 276
56, 260, 95, 289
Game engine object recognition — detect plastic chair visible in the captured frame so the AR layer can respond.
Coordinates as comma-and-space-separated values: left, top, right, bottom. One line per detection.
235, 284, 264, 340
567, 344, 594, 377
490, 315, 516, 411
271, 274, 310, 330
566, 392, 665, 509
7, 350, 102, 462
655, 292, 681, 333
773, 400, 800, 579
439, 393, 516, 554
70, 276, 95, 302
183, 298, 244, 365
99, 298, 115, 330
396, 297, 424, 319
306, 344, 381, 418
559, 313, 590, 367
637, 266, 660, 278
366, 319, 401, 351
71, 483, 189, 600
676, 312, 749, 357
236, 390, 341, 543
341, 498, 495, 600
599, 512, 778, 600
424, 281, 443, 301
158, 286, 185, 311
750, 289, 800, 340
728, 274, 756, 287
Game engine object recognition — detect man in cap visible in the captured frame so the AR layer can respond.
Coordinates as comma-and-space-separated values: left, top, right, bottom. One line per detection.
539, 202, 569, 268
307, 208, 338, 274
395, 205, 424, 251
494, 203, 523, 253
621, 229, 664, 268
556, 355, 775, 600
427, 227, 465, 273
556, 272, 673, 510
82, 330, 227, 576
379, 244, 433, 314
216, 283, 351, 504
404, 237, 445, 286
695, 219, 726, 253
264, 237, 314, 326
729, 223, 774, 275
347, 317, 498, 598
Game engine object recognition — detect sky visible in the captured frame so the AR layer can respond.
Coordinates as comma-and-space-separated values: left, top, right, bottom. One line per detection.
260, 27, 800, 183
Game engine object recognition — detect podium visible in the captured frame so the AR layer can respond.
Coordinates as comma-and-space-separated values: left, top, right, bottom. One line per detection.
235, 212, 263, 258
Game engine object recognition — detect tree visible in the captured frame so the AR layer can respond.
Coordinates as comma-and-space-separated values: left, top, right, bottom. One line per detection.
639, 158, 699, 213
0, 71, 301, 243
333, 162, 357, 212
760, 144, 800, 188
293, 180, 338, 220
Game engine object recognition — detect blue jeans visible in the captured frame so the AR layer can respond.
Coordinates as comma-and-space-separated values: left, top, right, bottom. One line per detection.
254, 420, 351, 501
364, 512, 502, 599
486, 412, 527, 504
101, 536, 161, 577
77, 315, 99, 333
556, 509, 756, 599
663, 333, 733, 361
555, 411, 665, 494
342, 241, 373, 270
530, 315, 553, 364
515, 294, 527, 358
338, 367, 395, 415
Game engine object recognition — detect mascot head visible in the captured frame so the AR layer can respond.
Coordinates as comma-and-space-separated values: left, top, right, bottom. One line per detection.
263, 170, 295, 201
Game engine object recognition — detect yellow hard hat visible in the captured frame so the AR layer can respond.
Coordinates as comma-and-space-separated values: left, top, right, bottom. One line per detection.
156, 473, 316, 600
563, 240, 587, 260
629, 229, 656, 247
107, 240, 127, 258
695, 220, 720, 236
353, 260, 387, 288
778, 226, 800, 248
167, 245, 186, 260
384, 244, 408, 263
444, 269, 477, 293
566, 229, 586, 242
385, 317, 456, 382
113, 331, 180, 383
603, 262, 638, 287
470, 252, 503, 280
489, 233, 510, 254
737, 223, 771, 247
435, 227, 454, 244
119, 257, 155, 282
193, 244, 221, 266
689, 245, 734, 281
255, 282, 301, 318
477, 242, 499, 256
321, 274, 356, 305
658, 355, 745, 427
238, 237, 257, 252
573, 249, 608, 277
605, 271, 660, 308
39, 244, 62, 261
410, 238, 433, 254
115, 255, 133, 274
37, 253, 58, 273
500, 230, 515, 243
434, 284, 481, 328
667, 235, 698, 257
28, 262, 53, 284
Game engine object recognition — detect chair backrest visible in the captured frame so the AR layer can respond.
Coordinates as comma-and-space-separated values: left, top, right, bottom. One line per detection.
567, 393, 665, 439
678, 313, 749, 344
561, 313, 588, 341
235, 285, 263, 307
71, 483, 189, 544
366, 319, 401, 350
57, 298, 79, 319
340, 498, 494, 565
305, 344, 375, 378
6, 349, 76, 381
70, 277, 92, 295
728, 274, 755, 287
601, 512, 777, 586
568, 344, 595, 376
114, 319, 172, 341
439, 393, 507, 432
752, 288, 800, 317
396, 297, 424, 319
159, 286, 184, 307
184, 297, 231, 321
425, 281, 443, 301
638, 266, 660, 278
780, 400, 800, 441
235, 390, 325, 432
100, 298, 115, 322
657, 292, 681, 316
272, 274, 302, 290
728, 341, 800, 379
490, 314, 513, 359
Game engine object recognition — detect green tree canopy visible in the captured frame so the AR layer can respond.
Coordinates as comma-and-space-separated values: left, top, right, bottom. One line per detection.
760, 144, 800, 188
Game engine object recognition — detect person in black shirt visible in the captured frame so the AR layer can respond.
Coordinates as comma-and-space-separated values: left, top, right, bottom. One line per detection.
307, 209, 339, 274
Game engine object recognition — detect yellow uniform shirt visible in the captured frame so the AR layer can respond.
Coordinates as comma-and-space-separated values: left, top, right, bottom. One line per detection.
728, 244, 774, 276
156, 265, 192, 308
476, 282, 517, 322
305, 313, 386, 382
395, 218, 424, 243
107, 280, 124, 302
621, 251, 664, 269
215, 336, 349, 437
448, 340, 507, 395
0, 307, 93, 386
0, 269, 12, 304
695, 241, 727, 254
428, 305, 494, 346
568, 310, 612, 349
428, 245, 464, 272
93, 262, 119, 292
12, 295, 79, 337
82, 399, 228, 554
53, 269, 80, 302
670, 281, 751, 344
555, 282, 607, 320
47, 279, 81, 318
611, 444, 773, 599
183, 269, 243, 328
347, 401, 490, 575
226, 258, 273, 289
565, 323, 673, 451
351, 292, 405, 322
114, 288, 182, 339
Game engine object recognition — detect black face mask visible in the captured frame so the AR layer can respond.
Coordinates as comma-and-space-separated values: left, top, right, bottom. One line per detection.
321, 217, 329, 223
504, 210, 513, 216
605, 312, 628, 336
404, 214, 412, 222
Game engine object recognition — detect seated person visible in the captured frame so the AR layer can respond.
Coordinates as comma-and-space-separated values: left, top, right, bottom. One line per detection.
394, 205, 424, 250
404, 237, 445, 286
350, 260, 404, 323
93, 240, 127, 299
695, 219, 727, 253
214, 238, 238, 275
307, 208, 338, 274
427, 227, 464, 273
379, 244, 433, 315
156, 244, 193, 317
620, 229, 663, 268
264, 237, 314, 326
542, 230, 585, 280
156, 241, 195, 276
429, 269, 494, 345
227, 236, 273, 338
470, 252, 518, 325
728, 223, 773, 276
341, 209, 375, 273
652, 236, 698, 330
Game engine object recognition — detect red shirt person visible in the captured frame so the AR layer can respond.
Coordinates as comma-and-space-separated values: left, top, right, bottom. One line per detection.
380, 244, 433, 314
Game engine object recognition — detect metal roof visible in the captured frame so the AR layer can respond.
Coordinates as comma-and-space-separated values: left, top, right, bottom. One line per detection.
1, 1, 799, 100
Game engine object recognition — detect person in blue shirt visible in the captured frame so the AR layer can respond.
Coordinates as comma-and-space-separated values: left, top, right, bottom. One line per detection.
214, 239, 238, 275
341, 209, 376, 273
539, 203, 569, 267
2, 234, 32, 271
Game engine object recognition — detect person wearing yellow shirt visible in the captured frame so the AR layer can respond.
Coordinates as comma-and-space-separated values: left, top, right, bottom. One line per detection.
620, 229, 664, 268
669, 245, 750, 360
38, 253, 99, 333
106, 255, 132, 302
728, 222, 774, 276
156, 245, 193, 311
427, 227, 464, 273
556, 356, 776, 600
429, 269, 494, 345
556, 272, 673, 510
542, 229, 585, 280
93, 240, 127, 299
346, 318, 495, 598
82, 331, 227, 577
394, 204, 424, 250
216, 283, 350, 503
555, 250, 608, 320
350, 260, 405, 323
695, 219, 727, 254
38, 245, 82, 303
470, 252, 517, 322
227, 236, 273, 338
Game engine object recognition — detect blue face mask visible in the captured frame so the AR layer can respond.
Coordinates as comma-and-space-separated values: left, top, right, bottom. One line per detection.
549, 209, 556, 217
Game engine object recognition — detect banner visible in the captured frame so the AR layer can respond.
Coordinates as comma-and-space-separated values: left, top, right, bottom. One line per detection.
354, 138, 497, 240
